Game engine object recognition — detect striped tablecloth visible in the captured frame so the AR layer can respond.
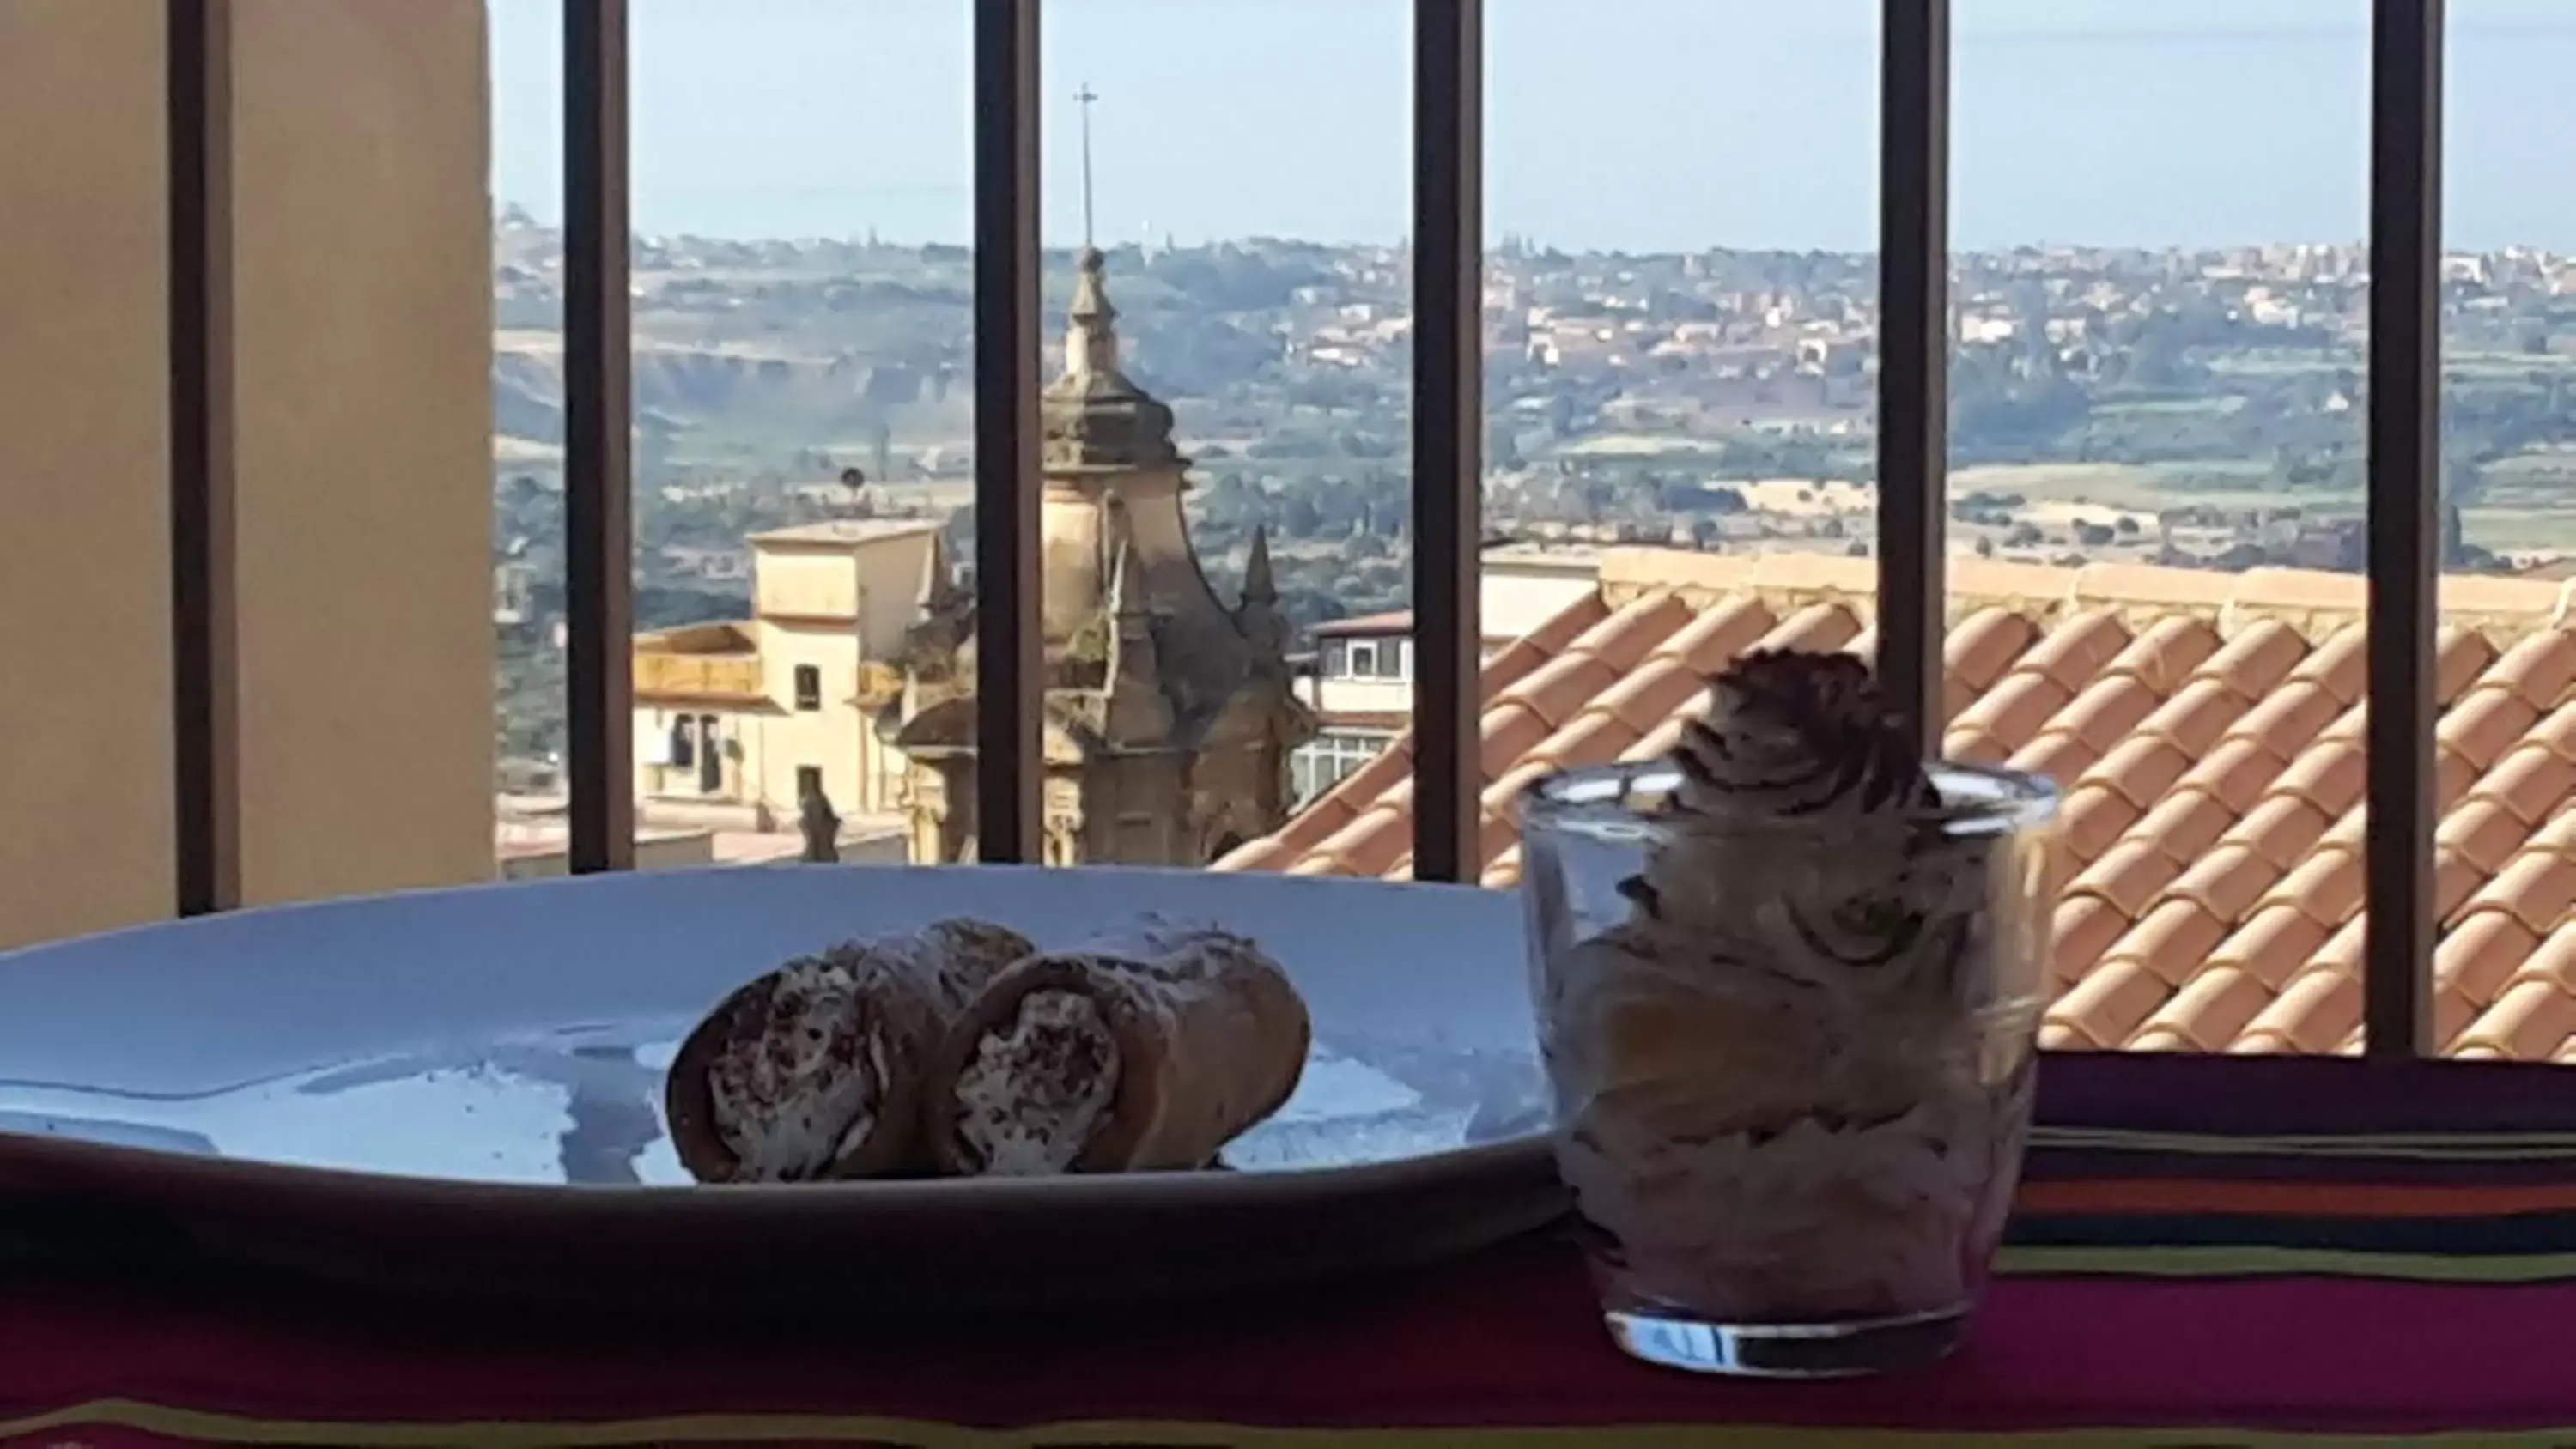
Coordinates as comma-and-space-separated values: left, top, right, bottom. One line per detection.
7, 1053, 2576, 1447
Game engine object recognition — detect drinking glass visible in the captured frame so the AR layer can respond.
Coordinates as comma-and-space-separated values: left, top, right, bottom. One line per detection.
1519, 759, 2058, 1377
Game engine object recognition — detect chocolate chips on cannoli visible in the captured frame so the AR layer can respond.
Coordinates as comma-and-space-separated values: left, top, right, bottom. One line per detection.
665, 917, 1034, 1183
922, 921, 1311, 1176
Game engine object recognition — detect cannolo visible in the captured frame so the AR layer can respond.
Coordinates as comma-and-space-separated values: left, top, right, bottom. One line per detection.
665, 917, 1033, 1183
924, 920, 1310, 1176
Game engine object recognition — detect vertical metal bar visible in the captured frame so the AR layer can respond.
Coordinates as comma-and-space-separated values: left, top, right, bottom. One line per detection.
168, 0, 240, 916
564, 0, 635, 873
1410, 0, 1483, 884
2364, 0, 2442, 1061
1874, 0, 1950, 754
973, 0, 1042, 864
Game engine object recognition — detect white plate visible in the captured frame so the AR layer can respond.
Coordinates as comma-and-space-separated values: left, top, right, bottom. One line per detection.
0, 866, 1564, 1313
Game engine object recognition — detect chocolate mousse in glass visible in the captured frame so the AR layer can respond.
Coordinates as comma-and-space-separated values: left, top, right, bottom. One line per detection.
1518, 650, 2058, 1377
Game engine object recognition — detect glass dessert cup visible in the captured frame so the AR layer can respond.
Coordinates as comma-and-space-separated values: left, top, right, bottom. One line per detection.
1521, 758, 2059, 1378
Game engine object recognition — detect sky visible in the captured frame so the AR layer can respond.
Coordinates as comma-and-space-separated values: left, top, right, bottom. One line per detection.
489, 0, 2576, 253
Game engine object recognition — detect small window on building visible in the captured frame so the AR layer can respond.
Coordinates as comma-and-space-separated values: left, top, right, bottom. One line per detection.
1372, 640, 1405, 680
668, 718, 695, 768
1321, 640, 1348, 678
793, 664, 822, 711
1348, 640, 1376, 677
1290, 732, 1394, 806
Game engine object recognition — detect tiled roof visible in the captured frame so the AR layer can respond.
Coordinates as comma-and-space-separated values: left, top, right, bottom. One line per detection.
1313, 610, 1416, 638
1217, 549, 2576, 1063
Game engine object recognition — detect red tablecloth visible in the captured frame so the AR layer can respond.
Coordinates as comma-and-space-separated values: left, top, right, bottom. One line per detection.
9, 1055, 2576, 1446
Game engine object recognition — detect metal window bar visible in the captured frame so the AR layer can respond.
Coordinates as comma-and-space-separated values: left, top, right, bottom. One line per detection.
168, 0, 240, 916
972, 0, 1043, 864
1409, 0, 1483, 884
563, 0, 635, 873
2363, 0, 2444, 1061
1874, 0, 1950, 755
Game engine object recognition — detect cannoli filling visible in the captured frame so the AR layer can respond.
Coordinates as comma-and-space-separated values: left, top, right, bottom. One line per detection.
704, 955, 886, 1181
952, 989, 1121, 1175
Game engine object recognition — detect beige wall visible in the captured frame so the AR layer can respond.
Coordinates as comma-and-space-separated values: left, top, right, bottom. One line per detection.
756, 621, 867, 814
231, 0, 493, 904
1483, 558, 1604, 642
850, 534, 935, 659
0, 1, 493, 948
0, 0, 177, 947
1314, 670, 1414, 719
756, 551, 862, 620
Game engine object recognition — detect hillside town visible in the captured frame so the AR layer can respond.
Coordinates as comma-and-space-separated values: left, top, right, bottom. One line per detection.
486, 212, 2576, 815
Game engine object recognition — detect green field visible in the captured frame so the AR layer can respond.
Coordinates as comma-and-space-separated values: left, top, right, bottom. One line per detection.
1950, 462, 2269, 509
1561, 433, 1732, 458
2094, 396, 2247, 419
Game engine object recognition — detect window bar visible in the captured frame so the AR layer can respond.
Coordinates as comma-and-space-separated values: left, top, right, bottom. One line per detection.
168, 0, 240, 916
2363, 0, 2443, 1061
1409, 0, 1483, 884
563, 0, 635, 873
972, 0, 1043, 864
1874, 0, 1950, 755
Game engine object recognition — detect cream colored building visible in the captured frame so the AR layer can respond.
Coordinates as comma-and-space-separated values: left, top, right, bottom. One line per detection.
1, 2, 492, 950
631, 519, 945, 822
1289, 547, 1602, 804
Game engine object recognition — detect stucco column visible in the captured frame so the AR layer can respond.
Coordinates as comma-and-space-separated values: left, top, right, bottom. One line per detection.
0, 0, 494, 947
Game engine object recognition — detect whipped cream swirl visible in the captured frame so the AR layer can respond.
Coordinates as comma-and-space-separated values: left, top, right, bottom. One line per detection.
1670, 649, 1937, 821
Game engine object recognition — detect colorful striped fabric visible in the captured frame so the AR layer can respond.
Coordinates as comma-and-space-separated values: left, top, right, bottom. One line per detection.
6, 1053, 2576, 1447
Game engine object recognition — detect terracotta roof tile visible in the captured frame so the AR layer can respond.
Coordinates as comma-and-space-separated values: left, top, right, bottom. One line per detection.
2441, 909, 2543, 1005
2164, 844, 2274, 925
2130, 965, 2274, 1052
2451, 979, 2576, 1059
1477, 704, 1556, 781
1522, 710, 1641, 779
2441, 688, 2541, 772
2439, 625, 2505, 698
2211, 618, 2325, 699
2207, 905, 2332, 988
1498, 652, 1622, 731
2287, 625, 2369, 703
1949, 673, 2075, 761
2485, 627, 2576, 706
1758, 601, 1865, 653
2050, 894, 2129, 985
2266, 848, 2364, 930
2043, 958, 2169, 1049
1947, 608, 2040, 690
1651, 597, 1780, 674
2470, 744, 2576, 827
1584, 664, 1706, 737
2232, 955, 2362, 1055
2506, 927, 2576, 994
1224, 548, 2576, 1063
2134, 676, 2247, 756
2132, 790, 2239, 862
2173, 736, 2281, 815
2101, 899, 2229, 985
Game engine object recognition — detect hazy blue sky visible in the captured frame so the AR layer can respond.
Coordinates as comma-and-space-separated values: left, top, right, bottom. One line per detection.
489, 0, 2576, 252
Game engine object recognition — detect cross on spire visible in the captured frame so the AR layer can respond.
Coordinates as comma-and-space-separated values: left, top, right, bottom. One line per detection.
1076, 82, 1099, 250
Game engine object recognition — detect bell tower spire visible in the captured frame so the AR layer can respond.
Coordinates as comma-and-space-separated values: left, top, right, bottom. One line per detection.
1076, 82, 1099, 252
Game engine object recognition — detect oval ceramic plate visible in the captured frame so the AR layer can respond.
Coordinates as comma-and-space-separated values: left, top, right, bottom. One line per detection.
0, 866, 1564, 1313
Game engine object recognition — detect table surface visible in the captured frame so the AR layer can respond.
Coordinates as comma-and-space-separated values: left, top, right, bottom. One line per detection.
9, 1053, 2576, 1447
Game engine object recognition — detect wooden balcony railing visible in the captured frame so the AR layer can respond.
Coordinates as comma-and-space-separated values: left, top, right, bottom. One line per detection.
632, 652, 765, 703
161, 0, 2453, 1058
